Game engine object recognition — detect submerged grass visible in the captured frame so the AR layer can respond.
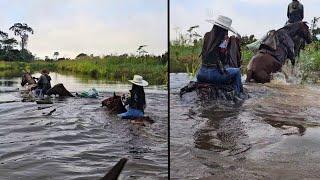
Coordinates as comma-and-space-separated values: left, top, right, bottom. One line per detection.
0, 56, 167, 85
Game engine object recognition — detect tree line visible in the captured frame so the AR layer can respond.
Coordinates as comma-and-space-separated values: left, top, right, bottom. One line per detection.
0, 23, 34, 61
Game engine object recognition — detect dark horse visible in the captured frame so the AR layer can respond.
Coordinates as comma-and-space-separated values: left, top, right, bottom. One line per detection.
102, 93, 154, 125
21, 72, 37, 90
246, 22, 312, 83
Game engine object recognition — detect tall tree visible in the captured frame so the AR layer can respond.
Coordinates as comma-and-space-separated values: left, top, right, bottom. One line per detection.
9, 23, 34, 50
0, 30, 8, 49
2, 38, 18, 50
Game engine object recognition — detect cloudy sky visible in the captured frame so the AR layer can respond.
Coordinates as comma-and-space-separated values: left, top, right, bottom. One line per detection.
0, 0, 167, 59
171, 0, 320, 40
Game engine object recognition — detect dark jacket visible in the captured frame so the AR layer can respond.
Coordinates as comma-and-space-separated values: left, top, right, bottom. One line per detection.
124, 87, 146, 112
200, 27, 227, 74
37, 74, 52, 93
287, 1, 304, 23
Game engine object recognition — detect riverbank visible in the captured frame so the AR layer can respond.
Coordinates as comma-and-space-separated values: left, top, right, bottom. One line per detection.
0, 55, 168, 85
170, 41, 320, 82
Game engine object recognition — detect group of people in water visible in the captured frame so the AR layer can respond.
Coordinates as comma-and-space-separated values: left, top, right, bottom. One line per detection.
29, 70, 148, 120
196, 0, 304, 96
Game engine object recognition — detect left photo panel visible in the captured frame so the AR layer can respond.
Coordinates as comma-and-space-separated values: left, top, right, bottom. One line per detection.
0, 0, 168, 179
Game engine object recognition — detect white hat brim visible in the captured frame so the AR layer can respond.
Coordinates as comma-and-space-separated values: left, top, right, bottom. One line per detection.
206, 19, 240, 37
128, 80, 149, 87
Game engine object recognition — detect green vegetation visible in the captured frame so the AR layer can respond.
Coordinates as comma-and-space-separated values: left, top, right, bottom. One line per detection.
0, 55, 168, 85
170, 24, 320, 83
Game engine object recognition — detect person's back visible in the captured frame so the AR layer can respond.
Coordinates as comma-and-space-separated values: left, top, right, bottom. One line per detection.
287, 0, 304, 23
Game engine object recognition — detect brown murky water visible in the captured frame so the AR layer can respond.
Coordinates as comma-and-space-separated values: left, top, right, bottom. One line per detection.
170, 73, 320, 179
0, 73, 168, 179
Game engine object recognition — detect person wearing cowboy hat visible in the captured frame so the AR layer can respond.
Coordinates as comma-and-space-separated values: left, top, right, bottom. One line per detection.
117, 75, 148, 119
34, 69, 52, 98
197, 15, 243, 95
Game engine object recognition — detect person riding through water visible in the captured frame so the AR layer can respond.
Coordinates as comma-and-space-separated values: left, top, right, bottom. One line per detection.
35, 69, 52, 97
196, 15, 243, 96
118, 75, 148, 119
287, 0, 304, 24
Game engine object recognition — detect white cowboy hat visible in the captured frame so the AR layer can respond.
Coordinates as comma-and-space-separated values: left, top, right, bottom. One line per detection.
128, 75, 149, 87
206, 15, 240, 37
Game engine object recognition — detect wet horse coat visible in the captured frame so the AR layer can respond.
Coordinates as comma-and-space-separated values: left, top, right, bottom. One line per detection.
246, 22, 312, 83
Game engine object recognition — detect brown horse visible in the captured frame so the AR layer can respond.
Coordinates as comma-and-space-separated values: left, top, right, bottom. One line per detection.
246, 22, 312, 83
46, 83, 74, 97
102, 93, 127, 114
21, 72, 37, 90
102, 93, 154, 125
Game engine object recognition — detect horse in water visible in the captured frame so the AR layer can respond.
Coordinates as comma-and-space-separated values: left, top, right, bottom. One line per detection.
246, 22, 312, 83
102, 93, 127, 114
21, 72, 37, 91
46, 83, 74, 97
102, 93, 154, 125
180, 36, 246, 102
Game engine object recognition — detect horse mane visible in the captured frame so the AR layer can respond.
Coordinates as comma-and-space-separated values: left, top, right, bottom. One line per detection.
280, 21, 308, 37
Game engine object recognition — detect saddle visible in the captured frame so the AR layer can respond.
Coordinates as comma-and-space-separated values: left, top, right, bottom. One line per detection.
260, 30, 278, 51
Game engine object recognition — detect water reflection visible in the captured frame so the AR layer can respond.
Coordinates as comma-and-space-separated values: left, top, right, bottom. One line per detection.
170, 73, 320, 179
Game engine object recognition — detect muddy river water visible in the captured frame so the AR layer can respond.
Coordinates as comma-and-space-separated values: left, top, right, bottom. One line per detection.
0, 73, 168, 179
170, 73, 320, 179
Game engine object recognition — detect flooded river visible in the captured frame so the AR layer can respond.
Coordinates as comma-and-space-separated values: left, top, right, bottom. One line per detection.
170, 73, 320, 179
0, 73, 168, 179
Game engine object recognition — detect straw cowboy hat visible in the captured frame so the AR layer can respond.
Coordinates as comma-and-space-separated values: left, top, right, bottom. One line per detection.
206, 15, 240, 37
128, 75, 148, 87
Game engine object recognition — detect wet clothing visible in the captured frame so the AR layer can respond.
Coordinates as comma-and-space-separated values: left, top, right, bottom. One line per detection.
197, 66, 242, 94
287, 1, 303, 23
117, 108, 144, 119
197, 28, 243, 95
118, 87, 146, 119
36, 74, 51, 95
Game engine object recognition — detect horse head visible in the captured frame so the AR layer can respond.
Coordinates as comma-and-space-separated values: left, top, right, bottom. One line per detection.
285, 22, 312, 44
299, 22, 312, 44
21, 72, 35, 86
102, 93, 127, 114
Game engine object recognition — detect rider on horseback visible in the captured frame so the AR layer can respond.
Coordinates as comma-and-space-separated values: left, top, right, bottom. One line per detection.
117, 75, 148, 119
35, 69, 52, 97
196, 15, 243, 95
287, 0, 304, 24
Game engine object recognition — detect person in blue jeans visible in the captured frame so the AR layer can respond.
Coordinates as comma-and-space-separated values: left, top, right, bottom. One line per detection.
117, 75, 148, 119
196, 15, 243, 95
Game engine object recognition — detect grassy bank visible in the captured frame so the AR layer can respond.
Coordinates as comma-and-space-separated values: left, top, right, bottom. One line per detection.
0, 56, 167, 85
170, 41, 320, 80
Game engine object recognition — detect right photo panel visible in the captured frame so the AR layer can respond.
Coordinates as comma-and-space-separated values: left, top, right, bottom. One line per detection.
170, 0, 320, 179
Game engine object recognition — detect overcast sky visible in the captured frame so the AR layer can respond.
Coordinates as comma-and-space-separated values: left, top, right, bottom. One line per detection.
0, 0, 167, 59
171, 0, 320, 40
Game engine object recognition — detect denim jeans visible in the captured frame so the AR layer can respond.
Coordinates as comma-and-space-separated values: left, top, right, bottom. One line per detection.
196, 66, 243, 94
117, 108, 144, 119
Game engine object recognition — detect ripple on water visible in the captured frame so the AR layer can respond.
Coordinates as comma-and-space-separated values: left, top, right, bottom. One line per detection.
0, 75, 168, 179
170, 73, 320, 179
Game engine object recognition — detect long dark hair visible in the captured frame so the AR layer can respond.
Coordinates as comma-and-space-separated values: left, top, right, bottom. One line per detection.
201, 25, 228, 59
131, 84, 146, 105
